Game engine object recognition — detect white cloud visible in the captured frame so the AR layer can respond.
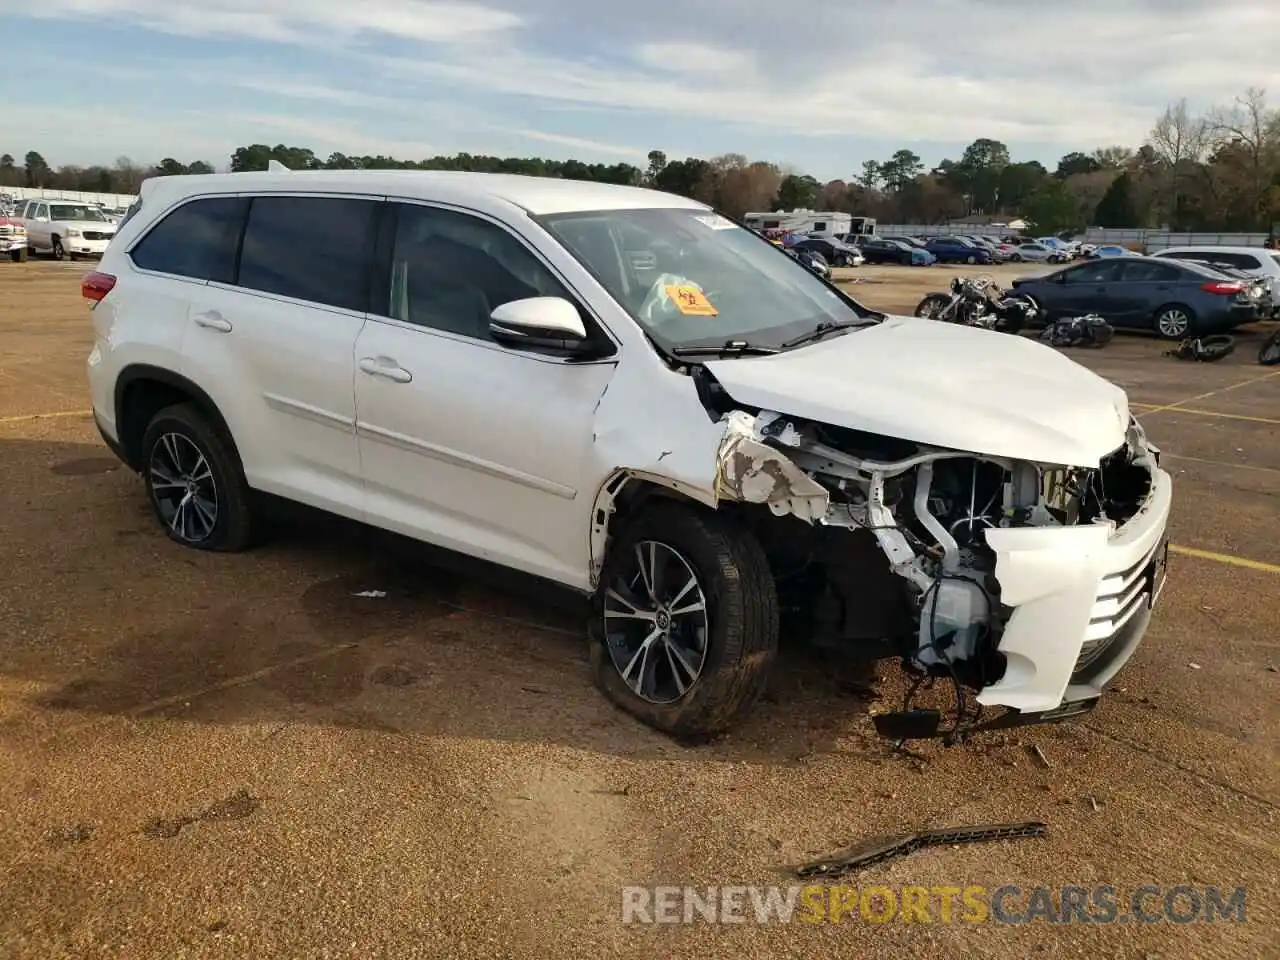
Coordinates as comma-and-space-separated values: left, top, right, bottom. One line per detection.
513, 129, 641, 157
6, 0, 1280, 173
25, 0, 520, 43
375, 0, 1280, 146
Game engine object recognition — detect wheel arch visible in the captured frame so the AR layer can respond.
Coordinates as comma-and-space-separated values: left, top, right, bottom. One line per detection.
588, 471, 720, 589
114, 364, 240, 472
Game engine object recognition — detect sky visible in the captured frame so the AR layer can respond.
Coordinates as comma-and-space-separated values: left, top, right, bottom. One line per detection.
1, 0, 1278, 180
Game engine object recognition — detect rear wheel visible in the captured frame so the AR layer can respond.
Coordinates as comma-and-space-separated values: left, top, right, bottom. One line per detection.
141, 403, 258, 551
589, 501, 778, 742
1154, 304, 1195, 339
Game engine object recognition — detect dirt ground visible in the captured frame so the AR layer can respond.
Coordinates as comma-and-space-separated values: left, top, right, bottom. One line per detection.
1, 258, 1277, 959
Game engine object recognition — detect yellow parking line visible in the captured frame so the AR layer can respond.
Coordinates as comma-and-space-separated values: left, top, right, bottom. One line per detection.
0, 408, 92, 424
1170, 544, 1280, 575
1138, 406, 1280, 426
1138, 369, 1280, 416
1162, 453, 1280, 475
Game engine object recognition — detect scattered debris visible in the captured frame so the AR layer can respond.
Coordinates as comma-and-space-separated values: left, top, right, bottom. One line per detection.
1188, 663, 1202, 670
589, 786, 630, 797
351, 590, 387, 598
1030, 744, 1051, 768
142, 788, 262, 839
201, 788, 261, 822
1088, 796, 1101, 813
45, 823, 94, 845
520, 685, 551, 695
369, 663, 417, 687
794, 821, 1049, 879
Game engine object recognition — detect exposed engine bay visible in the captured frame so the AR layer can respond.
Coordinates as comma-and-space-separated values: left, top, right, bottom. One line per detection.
694, 370, 1161, 723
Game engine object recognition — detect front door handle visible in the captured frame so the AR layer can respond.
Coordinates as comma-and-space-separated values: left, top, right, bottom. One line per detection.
193, 310, 232, 332
358, 357, 412, 383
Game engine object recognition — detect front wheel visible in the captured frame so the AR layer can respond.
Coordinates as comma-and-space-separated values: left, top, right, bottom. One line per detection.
51, 238, 65, 261
589, 502, 778, 742
141, 403, 259, 551
914, 293, 952, 319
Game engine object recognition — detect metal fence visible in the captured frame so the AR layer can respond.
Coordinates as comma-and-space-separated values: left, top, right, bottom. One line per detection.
0, 186, 138, 209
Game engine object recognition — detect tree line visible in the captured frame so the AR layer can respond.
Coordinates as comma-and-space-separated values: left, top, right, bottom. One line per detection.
4, 87, 1277, 234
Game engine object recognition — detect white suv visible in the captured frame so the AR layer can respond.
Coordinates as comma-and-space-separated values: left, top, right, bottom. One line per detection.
84, 170, 1173, 741
1151, 246, 1280, 318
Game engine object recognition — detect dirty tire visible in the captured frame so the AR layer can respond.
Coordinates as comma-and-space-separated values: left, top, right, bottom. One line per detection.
141, 403, 258, 552
1259, 331, 1280, 366
589, 501, 778, 743
10, 247, 26, 262
51, 238, 65, 261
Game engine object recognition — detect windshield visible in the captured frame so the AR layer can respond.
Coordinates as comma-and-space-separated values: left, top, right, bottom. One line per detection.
538, 207, 871, 350
50, 204, 108, 222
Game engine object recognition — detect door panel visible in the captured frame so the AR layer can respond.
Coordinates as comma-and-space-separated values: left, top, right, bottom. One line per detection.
181, 286, 366, 515
355, 319, 614, 587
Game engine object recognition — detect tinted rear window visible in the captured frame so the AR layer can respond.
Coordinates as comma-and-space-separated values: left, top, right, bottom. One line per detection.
129, 196, 248, 283
237, 196, 377, 312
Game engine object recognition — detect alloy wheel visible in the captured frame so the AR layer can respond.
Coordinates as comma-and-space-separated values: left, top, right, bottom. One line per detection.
1156, 308, 1190, 338
602, 540, 709, 704
148, 432, 219, 543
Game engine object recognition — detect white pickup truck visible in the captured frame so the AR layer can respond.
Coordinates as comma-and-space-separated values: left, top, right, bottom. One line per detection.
0, 214, 27, 261
17, 199, 117, 260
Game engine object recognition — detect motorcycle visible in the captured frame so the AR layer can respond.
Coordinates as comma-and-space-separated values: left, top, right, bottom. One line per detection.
914, 276, 1038, 333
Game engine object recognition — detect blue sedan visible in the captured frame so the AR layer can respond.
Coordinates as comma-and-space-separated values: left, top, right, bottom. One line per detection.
1009, 257, 1259, 338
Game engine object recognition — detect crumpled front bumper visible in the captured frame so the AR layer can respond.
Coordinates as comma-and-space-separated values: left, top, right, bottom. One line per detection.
977, 460, 1174, 712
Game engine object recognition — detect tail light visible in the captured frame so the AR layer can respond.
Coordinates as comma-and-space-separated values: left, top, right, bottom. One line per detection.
1200, 280, 1244, 295
81, 271, 116, 302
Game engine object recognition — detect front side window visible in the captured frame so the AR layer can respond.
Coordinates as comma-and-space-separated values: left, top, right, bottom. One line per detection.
130, 196, 247, 283
238, 196, 377, 312
386, 203, 577, 341
539, 207, 871, 350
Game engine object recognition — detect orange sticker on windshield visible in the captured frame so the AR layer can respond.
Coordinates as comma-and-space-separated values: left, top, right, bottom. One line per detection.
665, 285, 718, 316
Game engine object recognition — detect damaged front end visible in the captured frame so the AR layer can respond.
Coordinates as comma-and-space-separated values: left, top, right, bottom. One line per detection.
709, 405, 1173, 737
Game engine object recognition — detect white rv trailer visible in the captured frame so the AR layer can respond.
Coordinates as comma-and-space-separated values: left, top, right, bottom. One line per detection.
742, 210, 875, 237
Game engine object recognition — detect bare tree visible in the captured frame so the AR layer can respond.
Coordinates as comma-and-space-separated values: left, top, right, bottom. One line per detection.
1205, 87, 1278, 230
1148, 99, 1206, 227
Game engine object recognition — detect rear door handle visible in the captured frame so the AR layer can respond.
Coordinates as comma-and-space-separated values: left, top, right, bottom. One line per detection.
358, 357, 412, 383
193, 310, 232, 332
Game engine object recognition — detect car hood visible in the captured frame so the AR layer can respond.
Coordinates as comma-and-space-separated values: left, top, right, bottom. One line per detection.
705, 315, 1130, 467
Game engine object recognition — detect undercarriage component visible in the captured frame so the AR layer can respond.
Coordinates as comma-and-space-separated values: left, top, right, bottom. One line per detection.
871, 696, 1099, 741
794, 821, 1049, 879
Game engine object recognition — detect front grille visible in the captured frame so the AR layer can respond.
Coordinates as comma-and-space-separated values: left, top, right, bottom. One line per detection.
83, 231, 113, 241
1074, 539, 1162, 673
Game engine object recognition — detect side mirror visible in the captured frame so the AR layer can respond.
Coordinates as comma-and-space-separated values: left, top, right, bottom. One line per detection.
489, 297, 593, 354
